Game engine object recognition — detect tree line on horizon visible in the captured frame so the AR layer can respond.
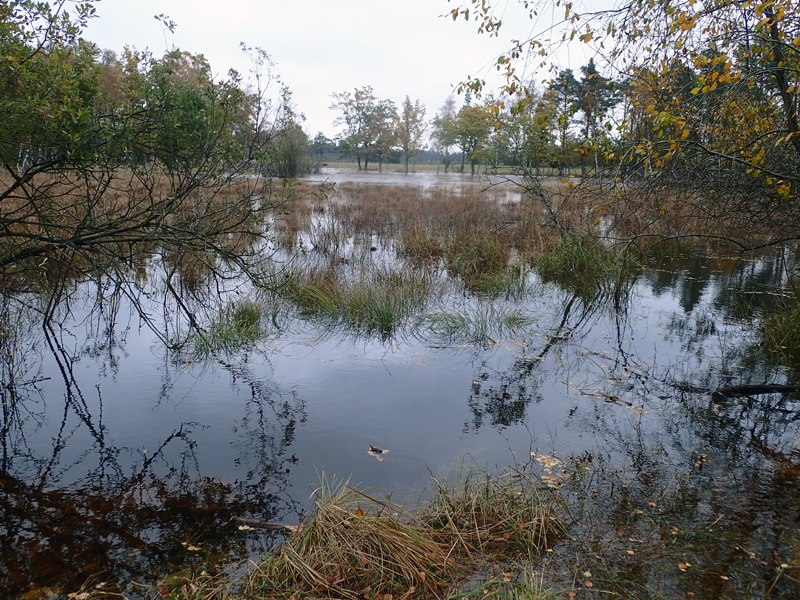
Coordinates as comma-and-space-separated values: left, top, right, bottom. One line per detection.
315, 59, 618, 177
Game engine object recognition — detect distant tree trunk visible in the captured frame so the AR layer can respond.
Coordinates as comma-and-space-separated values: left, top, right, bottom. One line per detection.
404, 155, 409, 174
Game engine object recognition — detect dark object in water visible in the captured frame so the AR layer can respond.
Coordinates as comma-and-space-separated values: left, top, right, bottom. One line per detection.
368, 445, 389, 461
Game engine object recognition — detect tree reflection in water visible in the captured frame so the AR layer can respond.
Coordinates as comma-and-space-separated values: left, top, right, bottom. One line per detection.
0, 287, 305, 598
464, 255, 800, 598
4, 247, 800, 598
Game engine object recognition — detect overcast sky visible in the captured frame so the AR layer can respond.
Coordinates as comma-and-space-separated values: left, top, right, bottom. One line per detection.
84, 0, 592, 139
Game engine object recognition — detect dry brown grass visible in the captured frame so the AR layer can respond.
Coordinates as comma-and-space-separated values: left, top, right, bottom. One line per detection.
422, 469, 565, 563
245, 479, 452, 600
565, 178, 800, 255
239, 470, 564, 600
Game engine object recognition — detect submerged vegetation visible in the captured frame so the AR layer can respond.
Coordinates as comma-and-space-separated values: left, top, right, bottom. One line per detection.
760, 296, 800, 367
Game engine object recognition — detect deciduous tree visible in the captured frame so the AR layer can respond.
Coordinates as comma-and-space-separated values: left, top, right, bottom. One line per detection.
454, 104, 492, 175
449, 0, 800, 250
0, 1, 290, 345
431, 96, 459, 172
330, 86, 383, 170
395, 96, 427, 173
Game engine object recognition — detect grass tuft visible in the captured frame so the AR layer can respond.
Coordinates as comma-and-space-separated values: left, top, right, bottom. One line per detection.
194, 298, 264, 354
283, 264, 432, 337
535, 232, 638, 299
424, 303, 535, 347
761, 297, 800, 365
400, 226, 445, 264
445, 232, 510, 290
246, 478, 451, 600
422, 469, 564, 562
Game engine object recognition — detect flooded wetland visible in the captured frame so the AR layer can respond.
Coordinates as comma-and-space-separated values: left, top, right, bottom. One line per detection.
3, 171, 800, 599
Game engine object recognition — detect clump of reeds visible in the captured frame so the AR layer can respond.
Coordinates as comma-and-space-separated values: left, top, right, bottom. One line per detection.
761, 297, 800, 365
399, 226, 444, 265
423, 302, 535, 347
194, 298, 264, 353
246, 480, 451, 600
535, 232, 638, 299
468, 263, 530, 298
445, 231, 511, 290
282, 263, 432, 337
421, 469, 565, 562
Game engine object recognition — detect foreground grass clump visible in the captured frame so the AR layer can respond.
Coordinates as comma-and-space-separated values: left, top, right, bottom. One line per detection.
245, 481, 451, 600
422, 469, 564, 562
241, 472, 563, 600
536, 232, 638, 299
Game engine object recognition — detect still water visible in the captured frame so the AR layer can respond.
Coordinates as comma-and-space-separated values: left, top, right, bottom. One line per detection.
2, 175, 799, 598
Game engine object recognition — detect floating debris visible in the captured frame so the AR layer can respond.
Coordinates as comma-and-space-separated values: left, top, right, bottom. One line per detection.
368, 445, 389, 462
